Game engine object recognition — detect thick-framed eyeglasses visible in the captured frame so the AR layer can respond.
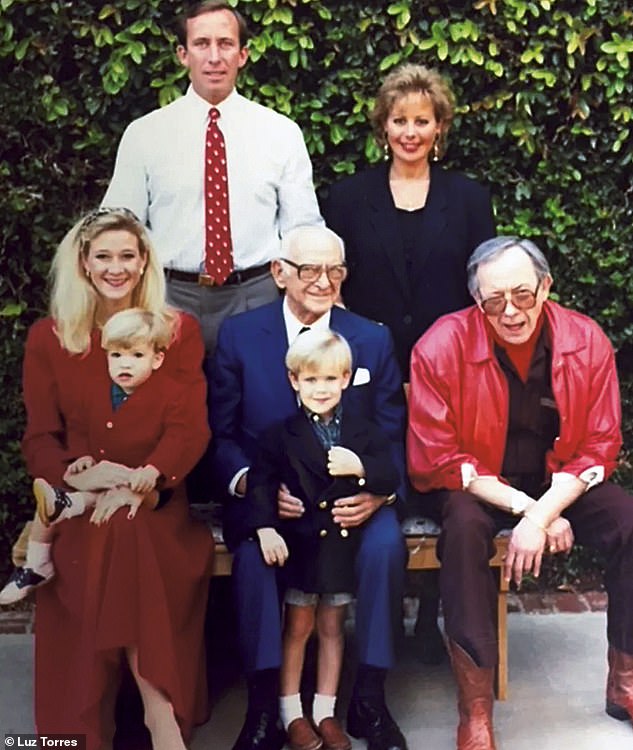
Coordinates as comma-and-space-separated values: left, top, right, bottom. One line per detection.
281, 258, 347, 282
480, 280, 541, 316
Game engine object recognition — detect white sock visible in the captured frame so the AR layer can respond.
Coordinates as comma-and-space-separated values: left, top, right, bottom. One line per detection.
313, 693, 336, 725
279, 694, 303, 730
64, 491, 86, 518
25, 541, 53, 575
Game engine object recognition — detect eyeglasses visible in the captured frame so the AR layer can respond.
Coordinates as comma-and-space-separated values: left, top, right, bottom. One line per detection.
281, 258, 347, 283
479, 281, 541, 315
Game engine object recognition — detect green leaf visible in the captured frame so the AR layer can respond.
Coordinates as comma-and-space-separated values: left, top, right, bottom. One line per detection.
468, 47, 484, 65
379, 51, 402, 71
0, 303, 24, 317
329, 123, 346, 145
98, 4, 117, 20
14, 36, 28, 60
395, 10, 411, 30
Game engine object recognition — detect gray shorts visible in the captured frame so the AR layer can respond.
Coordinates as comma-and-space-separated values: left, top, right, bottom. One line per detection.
285, 587, 353, 607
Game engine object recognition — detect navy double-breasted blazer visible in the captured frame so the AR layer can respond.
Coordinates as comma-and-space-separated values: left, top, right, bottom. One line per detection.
323, 163, 495, 378
245, 409, 400, 593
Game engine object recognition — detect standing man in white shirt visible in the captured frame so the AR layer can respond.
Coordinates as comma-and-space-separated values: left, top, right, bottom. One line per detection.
102, 1, 323, 353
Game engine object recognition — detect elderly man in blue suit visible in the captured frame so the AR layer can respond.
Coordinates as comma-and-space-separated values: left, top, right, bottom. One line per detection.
210, 225, 408, 750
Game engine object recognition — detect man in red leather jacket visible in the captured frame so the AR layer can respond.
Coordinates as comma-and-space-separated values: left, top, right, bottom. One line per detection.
407, 236, 633, 750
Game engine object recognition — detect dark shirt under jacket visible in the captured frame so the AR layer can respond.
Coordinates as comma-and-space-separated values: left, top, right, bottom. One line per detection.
110, 382, 129, 412
396, 207, 424, 287
322, 162, 495, 379
496, 327, 560, 498
244, 408, 400, 595
307, 402, 342, 450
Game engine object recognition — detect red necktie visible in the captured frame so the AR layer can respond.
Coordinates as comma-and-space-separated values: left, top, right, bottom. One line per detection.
204, 107, 233, 284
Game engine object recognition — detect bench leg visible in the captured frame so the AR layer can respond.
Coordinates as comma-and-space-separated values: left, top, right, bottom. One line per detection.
495, 568, 508, 700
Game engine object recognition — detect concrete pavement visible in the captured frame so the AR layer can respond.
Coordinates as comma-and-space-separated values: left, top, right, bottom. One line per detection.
1, 613, 631, 748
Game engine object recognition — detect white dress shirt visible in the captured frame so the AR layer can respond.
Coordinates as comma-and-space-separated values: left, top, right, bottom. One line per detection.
102, 86, 323, 270
282, 298, 332, 344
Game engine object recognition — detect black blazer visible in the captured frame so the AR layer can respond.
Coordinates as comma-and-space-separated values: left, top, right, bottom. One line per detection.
322, 162, 495, 378
244, 409, 399, 594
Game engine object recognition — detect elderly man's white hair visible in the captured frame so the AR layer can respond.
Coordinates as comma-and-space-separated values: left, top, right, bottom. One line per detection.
279, 225, 346, 261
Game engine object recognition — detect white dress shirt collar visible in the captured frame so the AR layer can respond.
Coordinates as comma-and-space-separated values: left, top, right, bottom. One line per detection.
282, 297, 331, 344
186, 84, 239, 117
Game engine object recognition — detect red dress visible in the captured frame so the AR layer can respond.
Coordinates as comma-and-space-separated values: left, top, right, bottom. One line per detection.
22, 313, 214, 749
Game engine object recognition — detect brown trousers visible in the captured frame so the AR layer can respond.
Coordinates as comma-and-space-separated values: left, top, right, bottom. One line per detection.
435, 482, 633, 667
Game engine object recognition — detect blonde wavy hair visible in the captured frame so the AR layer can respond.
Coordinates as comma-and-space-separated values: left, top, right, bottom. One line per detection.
50, 208, 176, 354
370, 63, 455, 158
101, 308, 174, 353
285, 329, 352, 377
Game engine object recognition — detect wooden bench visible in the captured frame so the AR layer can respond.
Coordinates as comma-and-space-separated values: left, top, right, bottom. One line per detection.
207, 518, 510, 700
15, 510, 509, 699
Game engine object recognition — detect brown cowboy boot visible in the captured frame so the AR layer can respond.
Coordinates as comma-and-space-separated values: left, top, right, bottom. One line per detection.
448, 640, 497, 750
606, 645, 633, 722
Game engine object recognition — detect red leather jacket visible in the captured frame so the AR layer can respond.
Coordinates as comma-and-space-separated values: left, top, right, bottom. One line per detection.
407, 301, 622, 493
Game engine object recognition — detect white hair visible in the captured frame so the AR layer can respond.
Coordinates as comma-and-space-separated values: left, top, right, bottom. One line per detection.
279, 225, 346, 262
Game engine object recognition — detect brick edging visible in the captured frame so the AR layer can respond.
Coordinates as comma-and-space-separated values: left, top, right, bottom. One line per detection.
0, 590, 608, 635
0, 608, 34, 634
508, 589, 607, 614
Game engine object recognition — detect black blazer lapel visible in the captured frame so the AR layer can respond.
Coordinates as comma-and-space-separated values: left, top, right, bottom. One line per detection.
285, 412, 329, 485
364, 164, 411, 301
339, 412, 368, 451
412, 164, 449, 275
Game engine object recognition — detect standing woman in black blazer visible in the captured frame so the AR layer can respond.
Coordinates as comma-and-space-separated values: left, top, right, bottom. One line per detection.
323, 63, 495, 663
323, 63, 495, 379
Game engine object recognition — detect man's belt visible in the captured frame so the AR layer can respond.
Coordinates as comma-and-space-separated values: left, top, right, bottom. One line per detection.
164, 262, 270, 287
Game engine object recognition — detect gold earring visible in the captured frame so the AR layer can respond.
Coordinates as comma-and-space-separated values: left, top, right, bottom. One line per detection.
383, 142, 390, 161
85, 269, 91, 279
432, 139, 440, 162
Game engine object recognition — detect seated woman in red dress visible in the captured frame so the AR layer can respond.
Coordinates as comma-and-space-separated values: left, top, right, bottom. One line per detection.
9, 207, 214, 749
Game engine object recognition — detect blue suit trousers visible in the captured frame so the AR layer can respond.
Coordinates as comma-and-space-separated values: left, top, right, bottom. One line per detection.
232, 505, 407, 673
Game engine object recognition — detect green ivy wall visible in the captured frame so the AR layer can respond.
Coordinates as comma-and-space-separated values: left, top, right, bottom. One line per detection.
0, 0, 631, 572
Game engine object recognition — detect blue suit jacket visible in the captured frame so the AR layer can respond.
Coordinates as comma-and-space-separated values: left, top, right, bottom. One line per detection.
209, 299, 406, 548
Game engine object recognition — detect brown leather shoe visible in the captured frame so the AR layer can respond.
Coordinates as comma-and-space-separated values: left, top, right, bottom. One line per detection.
448, 639, 497, 750
286, 717, 323, 750
317, 717, 351, 750
606, 645, 633, 722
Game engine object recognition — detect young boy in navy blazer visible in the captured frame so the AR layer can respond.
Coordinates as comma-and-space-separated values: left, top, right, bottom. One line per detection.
244, 329, 399, 750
